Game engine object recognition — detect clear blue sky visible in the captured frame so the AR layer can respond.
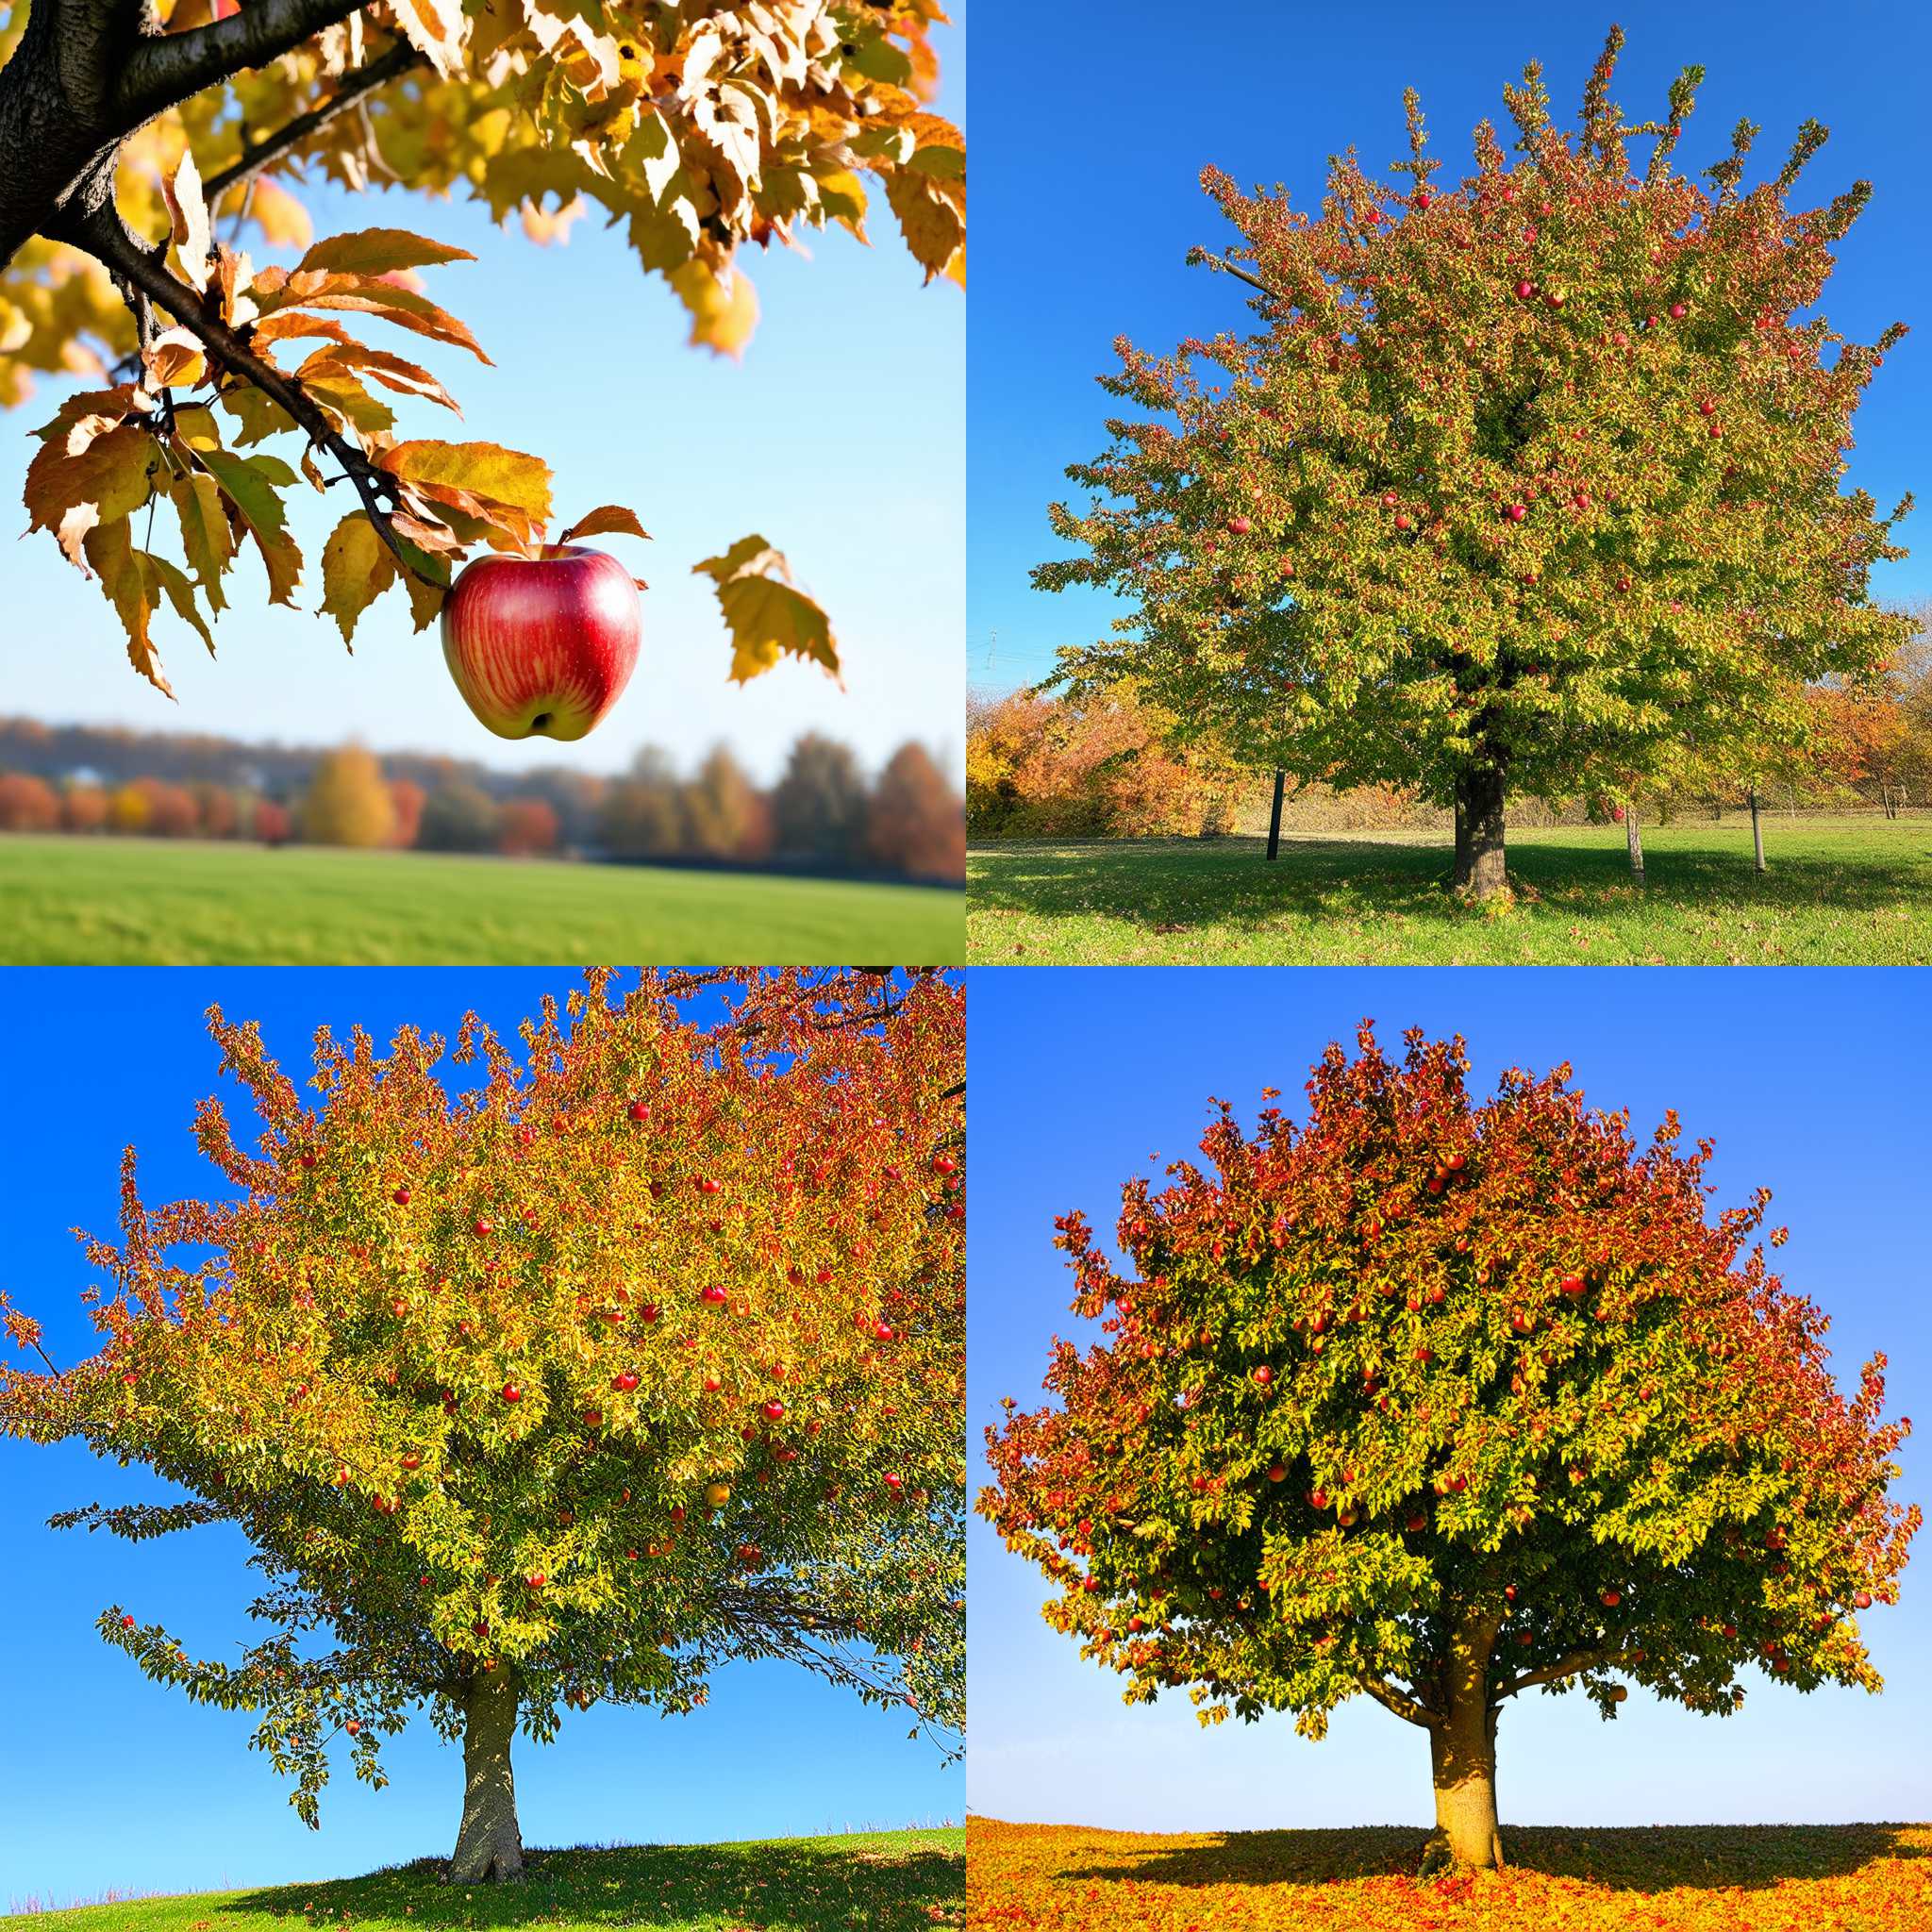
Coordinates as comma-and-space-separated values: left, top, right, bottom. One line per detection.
1, 12, 963, 785
969, 0, 1931, 694
967, 968, 1932, 1831
0, 971, 962, 1907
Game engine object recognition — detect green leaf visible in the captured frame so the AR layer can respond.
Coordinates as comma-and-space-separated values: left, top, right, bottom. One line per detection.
198, 447, 303, 607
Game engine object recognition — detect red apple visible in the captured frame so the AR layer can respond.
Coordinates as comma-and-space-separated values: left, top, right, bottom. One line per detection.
1226, 514, 1252, 535
1266, 1464, 1287, 1483
502, 1381, 523, 1403
627, 1101, 650, 1123
762, 1399, 786, 1421
1505, 502, 1526, 522
1854, 1590, 1873, 1609
121, 1613, 136, 1628
441, 545, 641, 741
1560, 1272, 1586, 1297
612, 1370, 639, 1391
392, 1186, 411, 1206
702, 1285, 729, 1306
1601, 1588, 1622, 1607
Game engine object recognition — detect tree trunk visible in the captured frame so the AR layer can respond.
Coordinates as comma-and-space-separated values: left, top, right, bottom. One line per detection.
1624, 799, 1645, 881
1424, 1607, 1504, 1874
1451, 768, 1507, 900
1749, 788, 1766, 871
1265, 768, 1287, 861
448, 1670, 525, 1883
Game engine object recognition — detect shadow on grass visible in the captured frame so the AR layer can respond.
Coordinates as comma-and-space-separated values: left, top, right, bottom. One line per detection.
1058, 1822, 1929, 1894
219, 1837, 963, 1930
969, 832, 1931, 937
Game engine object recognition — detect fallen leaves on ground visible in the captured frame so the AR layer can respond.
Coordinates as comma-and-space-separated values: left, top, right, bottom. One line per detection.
966, 1818, 1932, 1931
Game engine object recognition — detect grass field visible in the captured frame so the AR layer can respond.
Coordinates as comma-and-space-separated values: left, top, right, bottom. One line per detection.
967, 1816, 1932, 1931
966, 815, 1932, 965
4, 1827, 963, 1931
0, 837, 963, 964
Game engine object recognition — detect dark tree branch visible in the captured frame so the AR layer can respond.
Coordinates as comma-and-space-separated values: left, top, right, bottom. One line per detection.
51, 196, 414, 574
205, 41, 423, 200
1492, 1645, 1635, 1703
117, 0, 377, 127
1357, 1673, 1441, 1728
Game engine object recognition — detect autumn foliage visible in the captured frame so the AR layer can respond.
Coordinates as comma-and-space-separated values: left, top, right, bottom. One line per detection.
4, 3, 963, 706
966, 687, 1250, 839
980, 1026, 1915, 1872
968, 1817, 1932, 1932
0, 969, 964, 1882
1034, 29, 1912, 896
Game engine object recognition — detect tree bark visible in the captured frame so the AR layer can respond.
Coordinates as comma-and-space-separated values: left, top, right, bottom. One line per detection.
1624, 799, 1645, 881
1451, 767, 1507, 900
1749, 788, 1766, 870
1424, 1607, 1504, 1874
447, 1670, 525, 1884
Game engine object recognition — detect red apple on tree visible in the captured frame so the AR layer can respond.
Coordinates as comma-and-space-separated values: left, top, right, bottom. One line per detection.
441, 507, 650, 741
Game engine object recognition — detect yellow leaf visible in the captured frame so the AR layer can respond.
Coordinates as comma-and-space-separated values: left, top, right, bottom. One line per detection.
320, 513, 398, 646
885, 169, 963, 285
693, 535, 840, 686
169, 468, 233, 609
82, 518, 170, 696
25, 421, 158, 542
246, 178, 314, 251
670, 258, 758, 358
383, 440, 553, 519
385, 0, 468, 81
162, 152, 212, 295
558, 504, 650, 544
145, 326, 208, 389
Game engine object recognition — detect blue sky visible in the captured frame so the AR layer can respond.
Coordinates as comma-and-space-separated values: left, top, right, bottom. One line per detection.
969, 0, 1931, 694
1, 14, 963, 785
967, 968, 1932, 1831
0, 971, 962, 1907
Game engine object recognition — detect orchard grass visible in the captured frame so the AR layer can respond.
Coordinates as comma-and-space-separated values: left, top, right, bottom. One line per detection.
3, 1828, 964, 1931
967, 1817, 1932, 1932
0, 837, 963, 966
967, 815, 1932, 965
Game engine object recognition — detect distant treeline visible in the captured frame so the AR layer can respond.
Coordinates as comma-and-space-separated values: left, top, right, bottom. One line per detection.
0, 724, 964, 883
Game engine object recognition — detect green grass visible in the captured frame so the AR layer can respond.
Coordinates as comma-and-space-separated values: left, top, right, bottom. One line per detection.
967, 814, 1932, 964
4, 1828, 964, 1932
0, 837, 963, 965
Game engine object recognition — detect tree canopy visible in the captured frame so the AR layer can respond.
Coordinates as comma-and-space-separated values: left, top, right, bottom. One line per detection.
980, 1024, 1916, 1870
1034, 28, 1911, 894
1, 967, 965, 1880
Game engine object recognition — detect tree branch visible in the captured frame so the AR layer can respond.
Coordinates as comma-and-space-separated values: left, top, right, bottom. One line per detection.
205, 41, 424, 200
1492, 1645, 1635, 1704
117, 0, 378, 128
1193, 247, 1284, 302
52, 197, 413, 575
1357, 1673, 1441, 1728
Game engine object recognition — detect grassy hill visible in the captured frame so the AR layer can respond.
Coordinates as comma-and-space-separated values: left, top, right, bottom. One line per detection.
968, 1816, 1932, 1930
0, 837, 963, 965
6, 1827, 963, 1931
967, 815, 1932, 965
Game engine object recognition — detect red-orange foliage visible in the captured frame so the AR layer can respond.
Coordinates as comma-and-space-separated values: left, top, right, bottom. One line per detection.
867, 743, 966, 880
497, 798, 559, 858
0, 771, 59, 831
389, 779, 426, 850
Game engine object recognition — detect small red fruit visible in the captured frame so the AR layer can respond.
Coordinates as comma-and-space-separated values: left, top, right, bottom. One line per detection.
612, 1370, 640, 1392
502, 1382, 523, 1404
627, 1101, 650, 1122
392, 1187, 411, 1206
1226, 514, 1252, 535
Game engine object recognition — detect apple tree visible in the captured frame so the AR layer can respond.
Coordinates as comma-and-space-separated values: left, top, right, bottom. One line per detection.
0, 1, 963, 722
1033, 28, 1911, 897
978, 1024, 1916, 1874
0, 967, 965, 1882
